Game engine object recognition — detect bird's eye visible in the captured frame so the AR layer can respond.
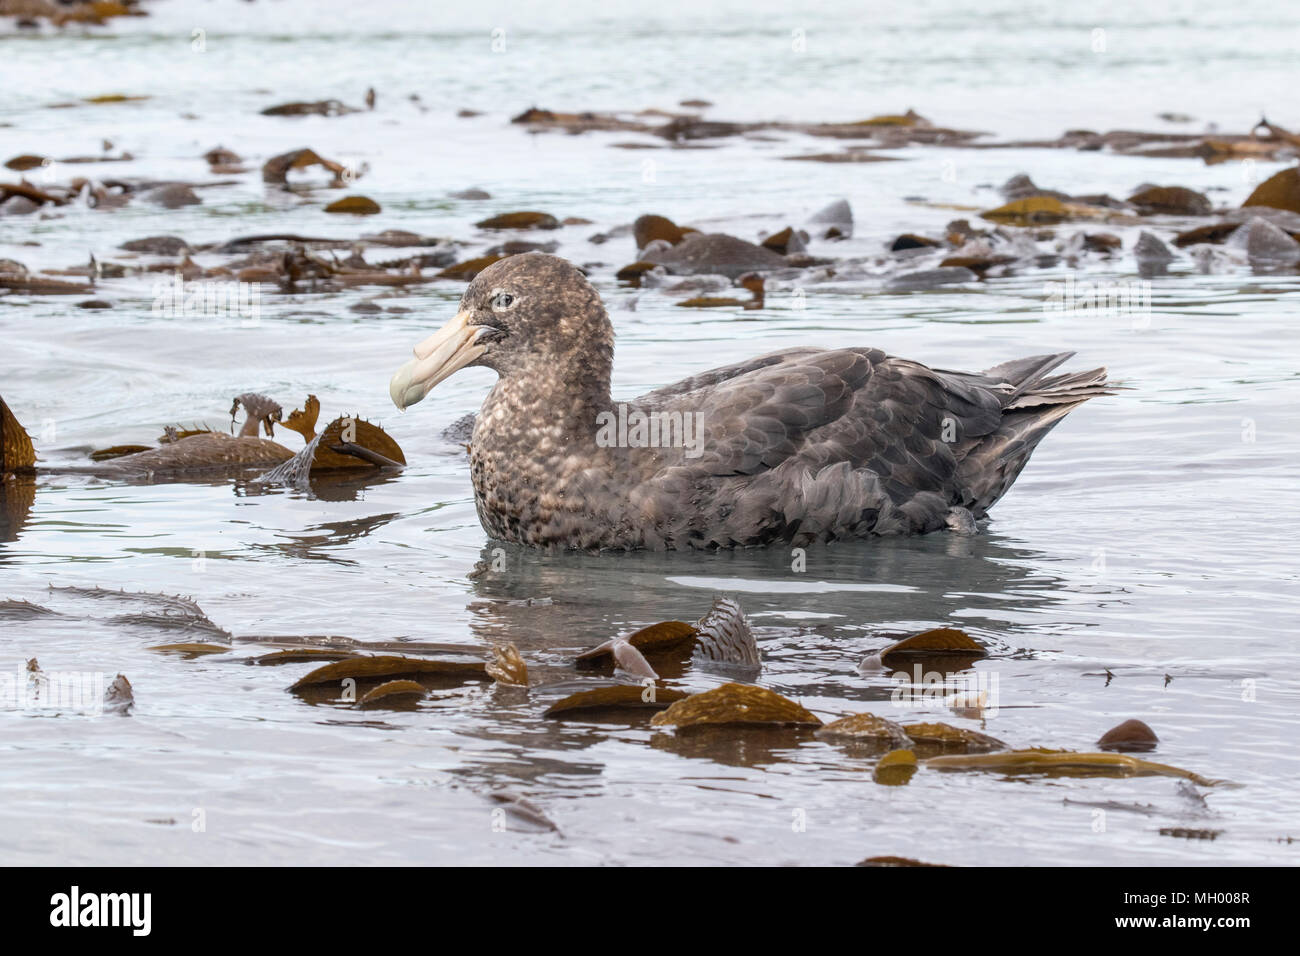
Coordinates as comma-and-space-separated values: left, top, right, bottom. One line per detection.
490, 291, 515, 311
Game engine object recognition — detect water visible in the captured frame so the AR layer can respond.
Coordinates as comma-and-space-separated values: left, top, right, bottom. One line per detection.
1, 0, 1298, 865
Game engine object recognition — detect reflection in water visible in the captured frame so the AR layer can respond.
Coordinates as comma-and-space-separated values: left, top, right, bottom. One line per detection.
0, 475, 36, 545
461, 531, 1073, 655
245, 511, 403, 563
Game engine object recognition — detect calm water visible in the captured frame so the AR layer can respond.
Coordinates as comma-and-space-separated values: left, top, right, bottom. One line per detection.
1, 0, 1298, 865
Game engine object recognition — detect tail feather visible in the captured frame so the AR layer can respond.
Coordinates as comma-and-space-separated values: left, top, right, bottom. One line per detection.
981, 351, 1075, 400
955, 355, 1116, 516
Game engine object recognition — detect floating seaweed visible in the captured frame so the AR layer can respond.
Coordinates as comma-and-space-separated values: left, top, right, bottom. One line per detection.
486, 644, 529, 687
289, 655, 489, 691
923, 749, 1223, 785
357, 680, 427, 708
650, 683, 821, 730
873, 749, 918, 786
543, 683, 687, 719
816, 711, 912, 748
899, 722, 1006, 755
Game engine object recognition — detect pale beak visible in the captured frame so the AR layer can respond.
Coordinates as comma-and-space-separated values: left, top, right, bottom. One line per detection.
389, 310, 490, 410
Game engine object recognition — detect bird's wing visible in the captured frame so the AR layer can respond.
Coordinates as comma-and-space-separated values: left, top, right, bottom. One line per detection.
635, 348, 1006, 495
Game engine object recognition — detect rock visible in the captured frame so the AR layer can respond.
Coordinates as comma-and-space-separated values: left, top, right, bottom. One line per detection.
0, 258, 29, 276
449, 188, 491, 200
807, 199, 853, 239
679, 98, 713, 108
349, 301, 383, 314
1220, 205, 1300, 231
885, 266, 978, 291
633, 213, 691, 249
760, 226, 807, 255
324, 195, 381, 215
1097, 718, 1159, 753
475, 211, 560, 230
103, 674, 133, 715
1242, 166, 1300, 215
1133, 231, 1176, 262
890, 233, 941, 251
144, 184, 200, 208
1127, 185, 1212, 216
1226, 217, 1300, 262
1000, 173, 1069, 202
120, 235, 191, 255
641, 232, 787, 278
76, 299, 112, 309
0, 195, 40, 216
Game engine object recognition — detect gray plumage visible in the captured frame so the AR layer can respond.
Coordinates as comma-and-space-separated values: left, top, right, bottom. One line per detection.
403, 253, 1113, 551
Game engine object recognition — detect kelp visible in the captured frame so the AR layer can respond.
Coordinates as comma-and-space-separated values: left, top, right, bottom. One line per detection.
543, 683, 687, 718
873, 748, 918, 786
289, 655, 488, 690
650, 682, 821, 730
147, 642, 229, 657
900, 722, 1006, 754
923, 749, 1223, 785
816, 712, 912, 748
576, 620, 697, 667
357, 680, 426, 707
486, 644, 529, 686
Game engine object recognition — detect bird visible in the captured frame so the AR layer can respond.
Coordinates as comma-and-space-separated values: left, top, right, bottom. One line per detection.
389, 253, 1113, 551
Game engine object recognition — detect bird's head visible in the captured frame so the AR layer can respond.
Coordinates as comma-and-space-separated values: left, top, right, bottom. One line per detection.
389, 253, 612, 410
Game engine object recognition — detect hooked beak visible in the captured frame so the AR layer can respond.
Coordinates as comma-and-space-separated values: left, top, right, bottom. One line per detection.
389, 310, 491, 410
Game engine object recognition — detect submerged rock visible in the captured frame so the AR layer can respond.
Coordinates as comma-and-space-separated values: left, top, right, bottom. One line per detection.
1127, 185, 1211, 216
641, 232, 786, 278
120, 235, 191, 255
1226, 217, 1300, 262
103, 674, 134, 715
807, 199, 853, 239
1133, 231, 1176, 262
144, 184, 200, 208
885, 266, 978, 291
